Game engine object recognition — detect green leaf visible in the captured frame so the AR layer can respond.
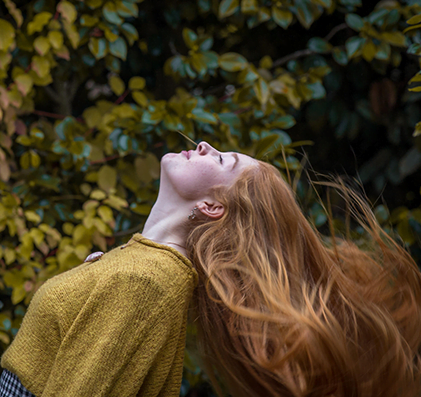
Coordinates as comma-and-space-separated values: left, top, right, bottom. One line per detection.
120, 23, 138, 46
308, 37, 332, 53
109, 37, 127, 60
103, 2, 123, 25
190, 53, 208, 75
253, 78, 270, 104
57, 1, 78, 24
89, 37, 107, 59
332, 48, 348, 65
190, 108, 218, 124
345, 36, 365, 58
345, 13, 364, 31
202, 51, 219, 69
182, 28, 197, 49
272, 7, 293, 29
367, 8, 388, 25
271, 115, 296, 129
219, 0, 239, 18
219, 52, 247, 72
294, 0, 316, 29
242, 0, 258, 14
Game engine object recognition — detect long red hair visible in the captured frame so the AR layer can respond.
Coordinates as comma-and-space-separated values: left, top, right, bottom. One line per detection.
186, 161, 421, 397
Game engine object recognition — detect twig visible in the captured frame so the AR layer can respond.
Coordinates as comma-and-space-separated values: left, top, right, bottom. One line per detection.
324, 23, 348, 42
272, 49, 314, 68
32, 110, 66, 119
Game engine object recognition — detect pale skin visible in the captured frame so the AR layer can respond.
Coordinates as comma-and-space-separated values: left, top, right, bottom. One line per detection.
141, 141, 257, 256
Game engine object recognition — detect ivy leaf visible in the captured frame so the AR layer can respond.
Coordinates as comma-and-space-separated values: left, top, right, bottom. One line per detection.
219, 52, 248, 72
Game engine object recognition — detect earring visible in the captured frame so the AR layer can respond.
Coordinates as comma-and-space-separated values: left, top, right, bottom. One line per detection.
188, 207, 198, 220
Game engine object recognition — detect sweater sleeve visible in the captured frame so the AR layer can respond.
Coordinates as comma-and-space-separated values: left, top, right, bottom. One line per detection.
41, 270, 188, 397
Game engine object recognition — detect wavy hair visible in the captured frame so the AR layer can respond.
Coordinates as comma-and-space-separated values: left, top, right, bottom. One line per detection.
186, 160, 421, 397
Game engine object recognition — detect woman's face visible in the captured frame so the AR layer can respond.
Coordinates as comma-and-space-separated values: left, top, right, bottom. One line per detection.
160, 141, 257, 202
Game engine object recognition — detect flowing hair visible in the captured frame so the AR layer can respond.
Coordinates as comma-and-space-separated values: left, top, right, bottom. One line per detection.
185, 160, 421, 397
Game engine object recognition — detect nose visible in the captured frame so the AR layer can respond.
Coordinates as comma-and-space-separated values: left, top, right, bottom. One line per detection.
197, 141, 217, 156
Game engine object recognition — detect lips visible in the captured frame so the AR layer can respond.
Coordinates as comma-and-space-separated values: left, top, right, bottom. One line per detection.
182, 150, 190, 159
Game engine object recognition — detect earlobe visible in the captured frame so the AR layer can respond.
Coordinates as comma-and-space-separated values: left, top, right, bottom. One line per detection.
197, 201, 225, 220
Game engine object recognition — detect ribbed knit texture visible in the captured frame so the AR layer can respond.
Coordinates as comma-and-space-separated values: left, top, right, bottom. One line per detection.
1, 234, 198, 397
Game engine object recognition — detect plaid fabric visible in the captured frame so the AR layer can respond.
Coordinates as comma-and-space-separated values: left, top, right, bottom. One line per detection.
0, 369, 35, 397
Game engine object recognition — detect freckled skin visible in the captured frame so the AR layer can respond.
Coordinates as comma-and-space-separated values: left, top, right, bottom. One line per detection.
160, 142, 257, 202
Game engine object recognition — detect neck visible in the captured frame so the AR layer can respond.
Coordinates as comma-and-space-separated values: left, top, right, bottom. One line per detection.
141, 196, 192, 257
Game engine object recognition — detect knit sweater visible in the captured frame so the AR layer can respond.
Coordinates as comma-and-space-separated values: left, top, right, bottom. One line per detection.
1, 234, 198, 397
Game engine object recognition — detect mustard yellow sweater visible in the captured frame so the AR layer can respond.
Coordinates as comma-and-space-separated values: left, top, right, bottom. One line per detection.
1, 234, 198, 397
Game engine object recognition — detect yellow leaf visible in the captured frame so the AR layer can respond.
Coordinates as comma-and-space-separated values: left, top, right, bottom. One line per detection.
407, 14, 421, 25
0, 19, 15, 51
48, 31, 64, 50
80, 183, 92, 196
3, 0, 23, 28
129, 76, 146, 90
83, 107, 102, 128
132, 91, 148, 107
20, 152, 30, 169
98, 165, 117, 192
362, 40, 376, 62
253, 78, 270, 104
24, 210, 41, 223
3, 270, 23, 288
98, 205, 113, 223
81, 14, 99, 27
33, 36, 51, 56
30, 150, 40, 168
93, 217, 112, 236
0, 51, 12, 69
57, 1, 78, 24
74, 244, 90, 260
0, 331, 10, 345
62, 20, 80, 49
11, 285, 26, 304
74, 210, 85, 219
73, 224, 90, 245
28, 69, 53, 86
109, 75, 125, 96
103, 194, 128, 210
4, 247, 16, 265
31, 55, 50, 78
14, 74, 33, 96
27, 12, 52, 35
381, 31, 406, 47
90, 189, 107, 200
63, 222, 74, 235
7, 85, 22, 108
29, 228, 44, 246
54, 45, 70, 60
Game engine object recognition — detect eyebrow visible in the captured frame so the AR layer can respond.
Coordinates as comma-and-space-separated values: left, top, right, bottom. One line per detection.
231, 153, 239, 170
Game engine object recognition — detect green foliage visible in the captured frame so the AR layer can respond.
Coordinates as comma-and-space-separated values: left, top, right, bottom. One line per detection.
0, 0, 421, 395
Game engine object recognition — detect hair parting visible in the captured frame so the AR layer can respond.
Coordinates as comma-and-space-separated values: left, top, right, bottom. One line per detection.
186, 160, 421, 397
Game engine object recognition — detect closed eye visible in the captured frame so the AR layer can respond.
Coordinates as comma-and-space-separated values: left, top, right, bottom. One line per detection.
219, 155, 223, 164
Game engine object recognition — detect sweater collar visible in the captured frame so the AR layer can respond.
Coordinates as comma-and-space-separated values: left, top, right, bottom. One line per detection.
129, 233, 195, 272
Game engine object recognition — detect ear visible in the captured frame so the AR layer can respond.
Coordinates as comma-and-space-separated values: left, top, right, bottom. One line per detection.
196, 200, 225, 220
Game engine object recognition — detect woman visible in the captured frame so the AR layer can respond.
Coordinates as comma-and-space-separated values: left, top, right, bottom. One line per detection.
1, 142, 421, 397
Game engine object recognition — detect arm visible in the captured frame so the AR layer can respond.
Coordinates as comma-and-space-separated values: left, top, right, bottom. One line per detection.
42, 271, 186, 397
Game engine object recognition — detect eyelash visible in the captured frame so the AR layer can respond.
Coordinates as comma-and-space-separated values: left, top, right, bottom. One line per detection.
219, 155, 223, 164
